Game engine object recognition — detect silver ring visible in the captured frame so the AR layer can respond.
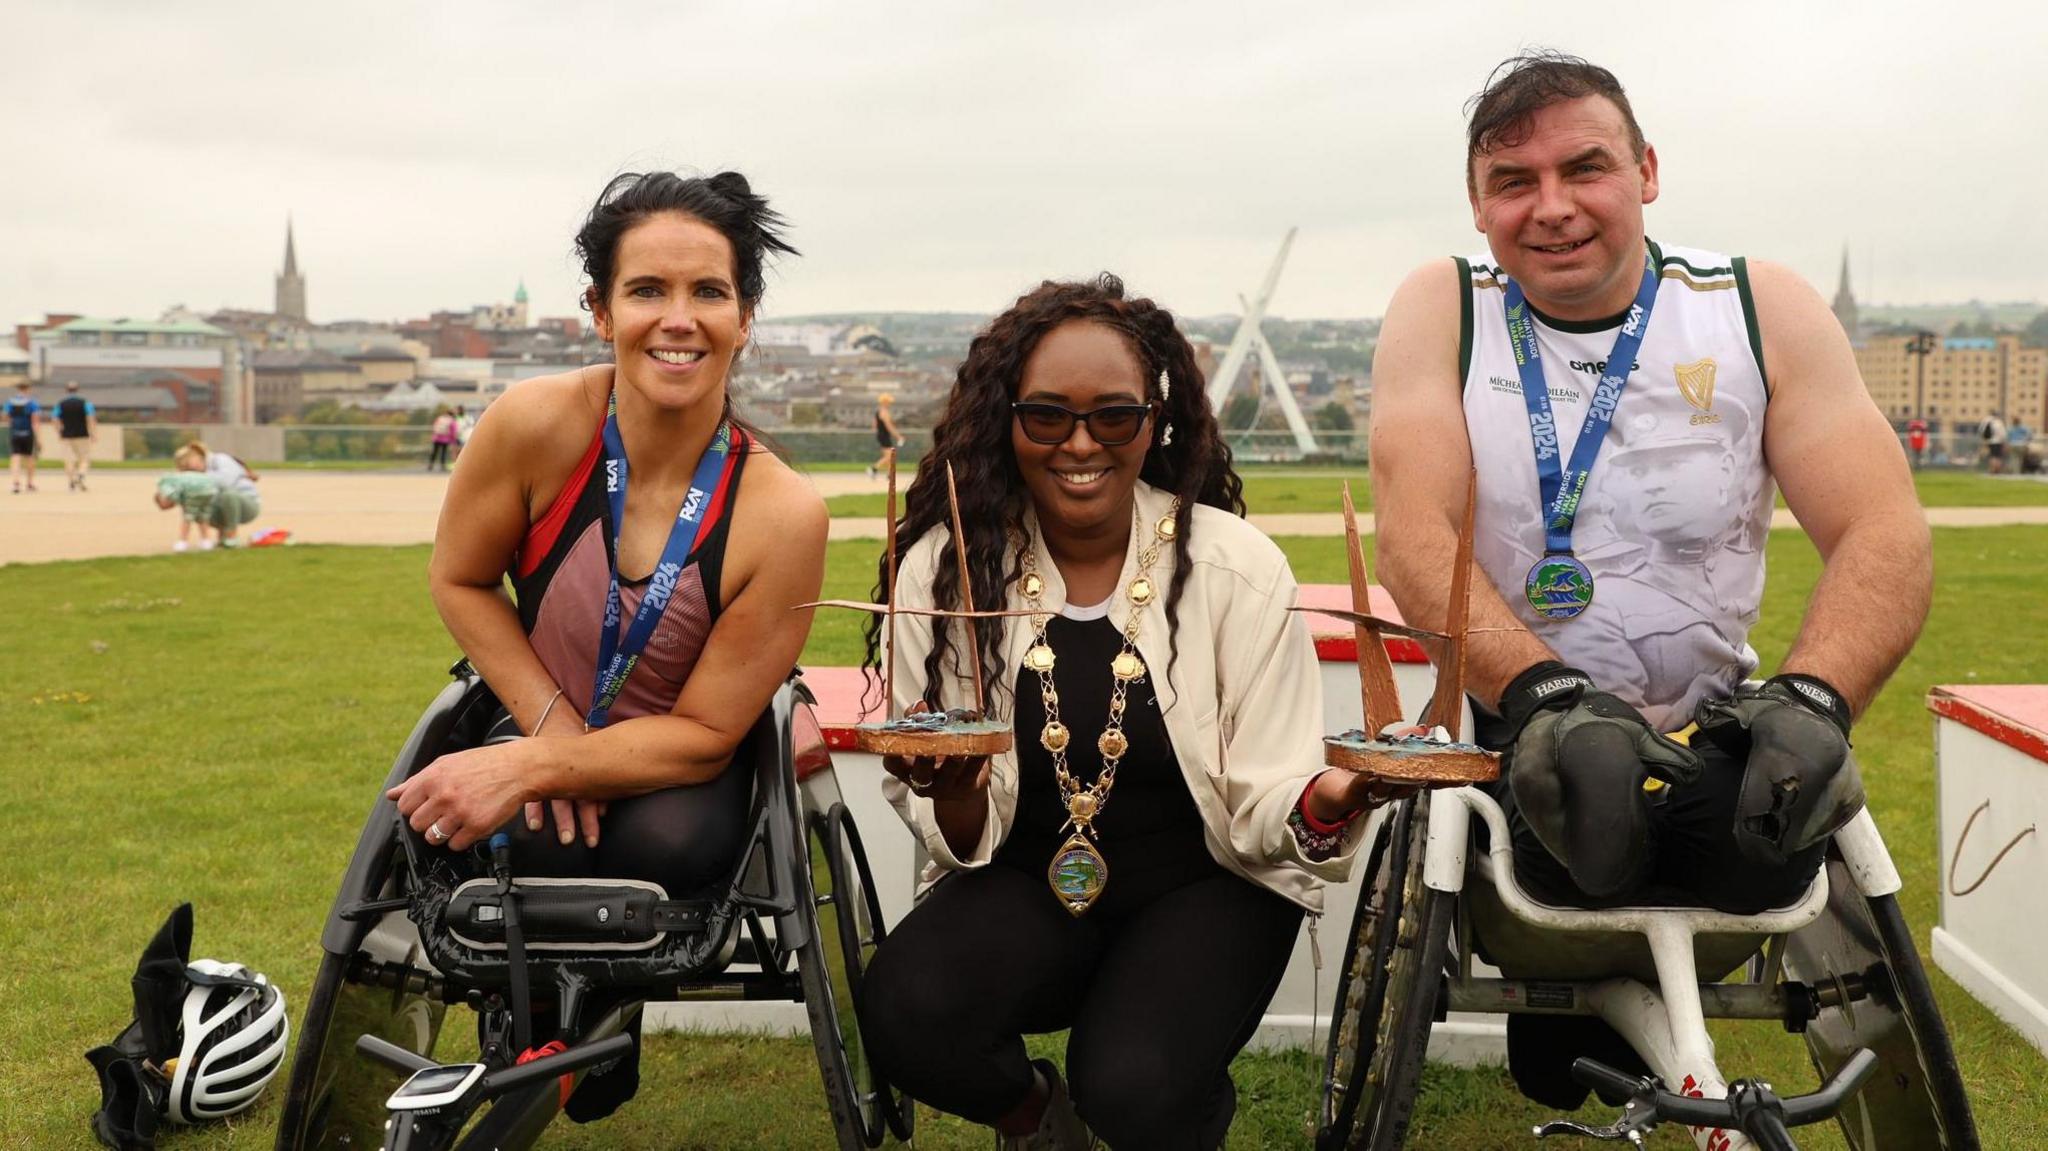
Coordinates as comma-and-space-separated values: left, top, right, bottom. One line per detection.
427, 821, 448, 842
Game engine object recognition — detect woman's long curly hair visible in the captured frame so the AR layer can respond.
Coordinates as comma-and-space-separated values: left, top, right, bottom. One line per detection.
860, 274, 1245, 717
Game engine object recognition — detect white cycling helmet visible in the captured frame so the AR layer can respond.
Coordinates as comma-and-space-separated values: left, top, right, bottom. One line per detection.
163, 959, 290, 1124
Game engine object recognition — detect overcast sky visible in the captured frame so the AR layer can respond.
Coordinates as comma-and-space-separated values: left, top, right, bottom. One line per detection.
6, 1, 2044, 329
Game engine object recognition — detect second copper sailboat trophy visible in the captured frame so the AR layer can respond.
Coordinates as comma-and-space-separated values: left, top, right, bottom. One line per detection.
1296, 474, 1500, 787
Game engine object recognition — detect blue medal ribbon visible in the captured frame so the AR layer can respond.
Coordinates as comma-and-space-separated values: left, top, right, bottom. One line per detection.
587, 392, 733, 727
1504, 250, 1660, 620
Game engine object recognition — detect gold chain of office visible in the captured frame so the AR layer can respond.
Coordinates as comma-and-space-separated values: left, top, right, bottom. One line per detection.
1018, 500, 1179, 915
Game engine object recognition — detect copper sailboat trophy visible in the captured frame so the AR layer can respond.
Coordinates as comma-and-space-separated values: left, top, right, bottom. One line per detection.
804, 455, 1029, 757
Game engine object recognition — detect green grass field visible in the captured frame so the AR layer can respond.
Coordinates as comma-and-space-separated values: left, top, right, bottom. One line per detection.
822, 468, 2048, 518
4, 529, 2047, 1147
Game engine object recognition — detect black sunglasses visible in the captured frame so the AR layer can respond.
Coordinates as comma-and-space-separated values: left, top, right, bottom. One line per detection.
1011, 401, 1156, 447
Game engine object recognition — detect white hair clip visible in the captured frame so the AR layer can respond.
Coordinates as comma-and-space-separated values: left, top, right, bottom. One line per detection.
1157, 368, 1171, 403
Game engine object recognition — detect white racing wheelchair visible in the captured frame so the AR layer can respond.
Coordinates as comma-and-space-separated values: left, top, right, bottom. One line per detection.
1317, 786, 1979, 1151
273, 665, 914, 1151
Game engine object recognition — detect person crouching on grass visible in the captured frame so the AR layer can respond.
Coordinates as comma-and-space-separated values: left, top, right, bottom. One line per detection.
854, 275, 1401, 1150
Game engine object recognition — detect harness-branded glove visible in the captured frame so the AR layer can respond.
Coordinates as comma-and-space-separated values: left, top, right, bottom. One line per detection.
1696, 673, 1865, 868
1501, 662, 1705, 898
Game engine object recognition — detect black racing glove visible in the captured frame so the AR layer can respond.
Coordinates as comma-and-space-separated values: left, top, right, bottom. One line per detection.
1697, 674, 1865, 868
1500, 663, 1705, 898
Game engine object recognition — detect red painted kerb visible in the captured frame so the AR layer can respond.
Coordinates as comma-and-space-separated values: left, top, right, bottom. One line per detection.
1928, 685, 2048, 766
804, 582, 1426, 750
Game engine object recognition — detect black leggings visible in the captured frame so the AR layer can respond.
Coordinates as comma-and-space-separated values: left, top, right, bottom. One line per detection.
858, 863, 1302, 1150
497, 761, 751, 898
428, 441, 452, 470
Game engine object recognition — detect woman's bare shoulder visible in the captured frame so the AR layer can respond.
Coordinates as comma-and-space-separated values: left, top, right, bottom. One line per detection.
469, 367, 607, 472
734, 448, 827, 534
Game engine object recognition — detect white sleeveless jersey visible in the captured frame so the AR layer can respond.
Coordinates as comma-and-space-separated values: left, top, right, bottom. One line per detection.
1458, 240, 1775, 731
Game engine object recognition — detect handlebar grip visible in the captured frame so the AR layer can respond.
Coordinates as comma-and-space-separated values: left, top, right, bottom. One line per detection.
482, 1033, 635, 1098
1569, 1057, 1651, 1101
355, 1034, 438, 1076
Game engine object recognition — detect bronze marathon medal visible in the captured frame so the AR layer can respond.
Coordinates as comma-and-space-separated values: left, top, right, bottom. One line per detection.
1022, 502, 1176, 916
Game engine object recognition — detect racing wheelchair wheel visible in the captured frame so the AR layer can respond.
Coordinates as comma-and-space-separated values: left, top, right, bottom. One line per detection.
1781, 857, 1980, 1150
811, 801, 915, 1146
1318, 791, 1452, 1151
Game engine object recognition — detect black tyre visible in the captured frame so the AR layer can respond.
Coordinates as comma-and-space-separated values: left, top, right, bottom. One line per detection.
1360, 883, 1452, 1149
1781, 859, 1980, 1150
822, 803, 915, 1145
796, 803, 881, 1151
1318, 797, 1417, 1149
1318, 792, 1452, 1151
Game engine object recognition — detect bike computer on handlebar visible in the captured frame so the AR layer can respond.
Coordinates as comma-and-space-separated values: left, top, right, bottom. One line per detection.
386, 1063, 487, 1113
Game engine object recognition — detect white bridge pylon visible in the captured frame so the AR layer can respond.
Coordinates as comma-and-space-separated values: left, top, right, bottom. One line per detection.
1204, 227, 1319, 456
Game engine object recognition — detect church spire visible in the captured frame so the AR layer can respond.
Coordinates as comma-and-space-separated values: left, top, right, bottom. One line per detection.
275, 216, 307, 321
1831, 244, 1858, 339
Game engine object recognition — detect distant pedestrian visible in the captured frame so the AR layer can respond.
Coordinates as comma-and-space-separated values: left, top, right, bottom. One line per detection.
175, 441, 261, 545
868, 393, 903, 479
7, 380, 40, 493
454, 405, 477, 452
53, 382, 97, 491
1981, 412, 2008, 474
427, 406, 458, 471
154, 471, 232, 551
1906, 417, 1928, 469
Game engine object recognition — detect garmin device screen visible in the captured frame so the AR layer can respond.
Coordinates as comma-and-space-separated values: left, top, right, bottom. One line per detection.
387, 1063, 485, 1111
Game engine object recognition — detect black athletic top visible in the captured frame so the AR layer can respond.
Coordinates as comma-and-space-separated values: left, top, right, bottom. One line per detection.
510, 421, 750, 723
995, 613, 1216, 914
874, 413, 893, 447
55, 396, 92, 438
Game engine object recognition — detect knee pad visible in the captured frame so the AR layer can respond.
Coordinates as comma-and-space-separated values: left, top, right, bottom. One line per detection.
1510, 711, 1652, 899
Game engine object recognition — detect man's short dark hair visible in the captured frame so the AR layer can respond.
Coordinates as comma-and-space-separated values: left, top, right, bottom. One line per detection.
1466, 51, 1646, 191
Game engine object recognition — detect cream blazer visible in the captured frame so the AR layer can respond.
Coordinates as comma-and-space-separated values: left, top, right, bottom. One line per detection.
880, 479, 1363, 912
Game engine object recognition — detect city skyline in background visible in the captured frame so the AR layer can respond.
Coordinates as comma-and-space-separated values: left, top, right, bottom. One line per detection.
4, 1, 2046, 328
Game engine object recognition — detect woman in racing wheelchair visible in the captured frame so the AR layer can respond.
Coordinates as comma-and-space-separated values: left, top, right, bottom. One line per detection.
852, 276, 1403, 1150
387, 168, 827, 1120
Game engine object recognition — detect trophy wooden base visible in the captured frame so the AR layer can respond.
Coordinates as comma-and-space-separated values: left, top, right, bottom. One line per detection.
1323, 733, 1500, 785
851, 719, 1014, 758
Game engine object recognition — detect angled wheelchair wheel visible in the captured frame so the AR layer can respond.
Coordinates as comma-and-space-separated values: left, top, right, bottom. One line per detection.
1319, 798, 1415, 1147
1318, 793, 1452, 1151
1781, 858, 1980, 1150
787, 776, 890, 1150
273, 845, 449, 1151
822, 803, 916, 1144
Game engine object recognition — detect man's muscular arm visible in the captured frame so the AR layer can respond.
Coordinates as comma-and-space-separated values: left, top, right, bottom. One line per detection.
1371, 260, 1556, 709
1750, 260, 1931, 717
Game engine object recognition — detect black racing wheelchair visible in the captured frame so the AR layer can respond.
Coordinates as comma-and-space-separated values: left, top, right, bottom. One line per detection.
1316, 788, 1979, 1151
274, 666, 915, 1150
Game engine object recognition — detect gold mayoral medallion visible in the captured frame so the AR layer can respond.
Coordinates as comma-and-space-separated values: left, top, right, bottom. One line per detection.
1016, 501, 1176, 915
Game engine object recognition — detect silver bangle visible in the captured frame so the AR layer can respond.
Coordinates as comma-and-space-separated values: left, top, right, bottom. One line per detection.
529, 689, 565, 736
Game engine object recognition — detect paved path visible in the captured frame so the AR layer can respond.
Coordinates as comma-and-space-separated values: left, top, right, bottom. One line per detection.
5, 469, 2046, 564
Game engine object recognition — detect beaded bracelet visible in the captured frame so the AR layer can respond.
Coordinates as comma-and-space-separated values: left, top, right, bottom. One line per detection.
1288, 805, 1349, 861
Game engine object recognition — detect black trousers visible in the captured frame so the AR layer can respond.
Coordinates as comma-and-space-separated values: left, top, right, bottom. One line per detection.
858, 862, 1302, 1150
1487, 737, 1828, 915
497, 762, 752, 898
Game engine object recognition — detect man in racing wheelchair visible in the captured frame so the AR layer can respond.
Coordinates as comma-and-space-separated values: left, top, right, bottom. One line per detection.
1354, 50, 1964, 1149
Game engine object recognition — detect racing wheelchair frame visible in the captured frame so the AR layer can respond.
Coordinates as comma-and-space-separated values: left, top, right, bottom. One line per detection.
1317, 786, 1979, 1151
273, 666, 914, 1150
